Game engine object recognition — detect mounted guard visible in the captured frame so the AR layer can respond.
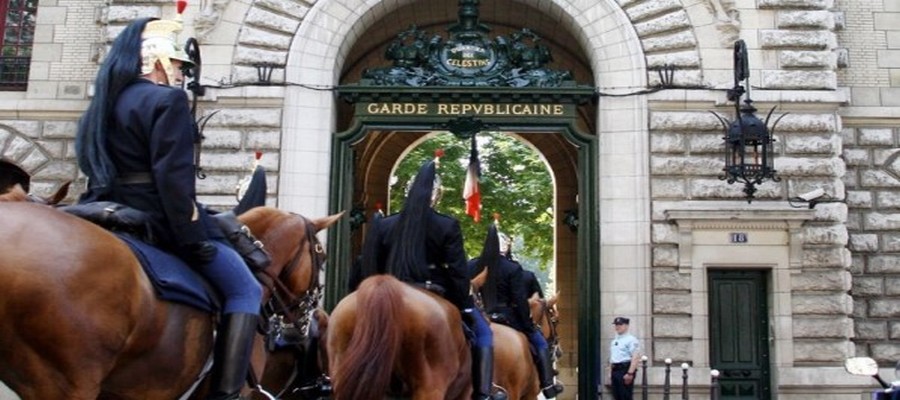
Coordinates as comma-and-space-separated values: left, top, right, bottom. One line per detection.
472, 222, 564, 399
350, 157, 506, 400
73, 5, 263, 399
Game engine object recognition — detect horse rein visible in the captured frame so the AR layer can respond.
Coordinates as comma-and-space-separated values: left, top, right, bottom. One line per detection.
256, 214, 325, 343
538, 298, 561, 359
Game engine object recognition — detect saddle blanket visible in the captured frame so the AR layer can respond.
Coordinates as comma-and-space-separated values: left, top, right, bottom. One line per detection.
117, 234, 219, 313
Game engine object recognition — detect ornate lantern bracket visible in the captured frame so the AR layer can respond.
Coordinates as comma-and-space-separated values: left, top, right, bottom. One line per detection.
712, 40, 785, 203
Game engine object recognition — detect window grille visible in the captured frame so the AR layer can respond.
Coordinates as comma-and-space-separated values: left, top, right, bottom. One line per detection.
0, 0, 38, 91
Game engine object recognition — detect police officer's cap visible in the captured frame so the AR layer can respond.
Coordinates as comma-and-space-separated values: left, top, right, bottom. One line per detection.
613, 317, 630, 325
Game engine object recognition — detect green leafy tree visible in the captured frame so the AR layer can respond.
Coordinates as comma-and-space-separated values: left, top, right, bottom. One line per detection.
388, 132, 555, 270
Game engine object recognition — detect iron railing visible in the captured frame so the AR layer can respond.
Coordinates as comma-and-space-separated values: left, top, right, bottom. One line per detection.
609, 356, 721, 400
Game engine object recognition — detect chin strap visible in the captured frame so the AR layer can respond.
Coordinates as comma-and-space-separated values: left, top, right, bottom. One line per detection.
184, 37, 219, 180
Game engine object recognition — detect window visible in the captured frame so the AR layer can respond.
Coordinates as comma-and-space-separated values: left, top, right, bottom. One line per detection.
0, 0, 38, 91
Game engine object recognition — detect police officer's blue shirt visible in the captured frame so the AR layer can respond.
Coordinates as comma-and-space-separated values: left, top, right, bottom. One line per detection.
610, 332, 639, 364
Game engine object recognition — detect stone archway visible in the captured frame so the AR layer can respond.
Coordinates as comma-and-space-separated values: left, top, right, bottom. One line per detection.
280, 1, 654, 397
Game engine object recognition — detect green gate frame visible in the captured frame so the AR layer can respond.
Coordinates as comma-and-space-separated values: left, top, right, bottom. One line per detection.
325, 85, 602, 397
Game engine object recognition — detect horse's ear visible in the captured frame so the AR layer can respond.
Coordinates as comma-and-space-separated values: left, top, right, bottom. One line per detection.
47, 181, 72, 205
313, 211, 345, 232
548, 292, 559, 307
471, 267, 488, 290
234, 165, 267, 216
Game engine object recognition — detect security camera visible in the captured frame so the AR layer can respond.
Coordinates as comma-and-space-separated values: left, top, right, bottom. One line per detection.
797, 188, 825, 202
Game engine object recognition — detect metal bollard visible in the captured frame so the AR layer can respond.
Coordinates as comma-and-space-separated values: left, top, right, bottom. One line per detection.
663, 358, 672, 400
640, 355, 648, 400
681, 363, 689, 400
710, 369, 720, 400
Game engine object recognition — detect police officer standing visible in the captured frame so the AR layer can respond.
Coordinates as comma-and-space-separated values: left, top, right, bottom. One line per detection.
609, 317, 641, 400
352, 159, 505, 400
75, 15, 262, 400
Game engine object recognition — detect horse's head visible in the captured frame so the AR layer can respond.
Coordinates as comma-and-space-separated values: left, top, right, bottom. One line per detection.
238, 208, 343, 316
530, 293, 560, 354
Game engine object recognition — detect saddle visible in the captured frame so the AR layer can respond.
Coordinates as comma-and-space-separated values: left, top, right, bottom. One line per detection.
118, 233, 220, 312
61, 201, 157, 243
60, 202, 272, 312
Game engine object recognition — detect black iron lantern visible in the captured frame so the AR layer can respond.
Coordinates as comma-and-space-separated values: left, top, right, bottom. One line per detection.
714, 40, 784, 203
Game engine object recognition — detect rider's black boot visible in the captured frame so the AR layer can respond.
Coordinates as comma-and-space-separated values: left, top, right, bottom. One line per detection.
472, 346, 507, 400
207, 313, 258, 400
297, 322, 332, 398
536, 346, 564, 399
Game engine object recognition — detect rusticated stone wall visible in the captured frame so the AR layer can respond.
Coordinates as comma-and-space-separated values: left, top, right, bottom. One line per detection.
649, 106, 853, 364
843, 126, 900, 363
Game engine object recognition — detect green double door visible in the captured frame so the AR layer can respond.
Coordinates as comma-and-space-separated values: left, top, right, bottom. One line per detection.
708, 270, 771, 400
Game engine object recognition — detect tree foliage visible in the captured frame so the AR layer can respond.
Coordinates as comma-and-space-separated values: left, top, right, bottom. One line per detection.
388, 132, 555, 274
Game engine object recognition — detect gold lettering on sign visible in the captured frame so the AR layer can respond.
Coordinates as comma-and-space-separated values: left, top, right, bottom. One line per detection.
366, 103, 429, 115
447, 59, 490, 68
363, 103, 568, 116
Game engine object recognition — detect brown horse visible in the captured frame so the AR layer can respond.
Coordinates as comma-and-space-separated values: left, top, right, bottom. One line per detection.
0, 182, 71, 204
471, 268, 562, 399
326, 275, 472, 400
492, 293, 561, 399
0, 202, 342, 399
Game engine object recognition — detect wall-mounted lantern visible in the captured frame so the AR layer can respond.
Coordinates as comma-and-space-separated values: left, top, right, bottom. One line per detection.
713, 40, 785, 203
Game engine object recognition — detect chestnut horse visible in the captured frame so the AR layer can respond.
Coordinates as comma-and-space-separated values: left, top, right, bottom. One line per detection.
0, 182, 70, 204
471, 268, 562, 399
326, 275, 472, 400
0, 202, 341, 399
490, 293, 561, 399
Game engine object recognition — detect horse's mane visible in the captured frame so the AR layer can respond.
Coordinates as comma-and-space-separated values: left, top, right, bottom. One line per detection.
0, 184, 28, 202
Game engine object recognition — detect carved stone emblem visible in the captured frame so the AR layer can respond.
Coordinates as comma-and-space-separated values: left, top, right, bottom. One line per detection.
361, 0, 574, 88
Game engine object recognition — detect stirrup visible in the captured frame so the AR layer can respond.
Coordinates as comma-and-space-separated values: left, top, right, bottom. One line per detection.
489, 384, 508, 400
541, 382, 564, 399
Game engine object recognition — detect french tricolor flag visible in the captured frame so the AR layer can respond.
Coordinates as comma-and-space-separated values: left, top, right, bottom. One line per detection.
463, 136, 481, 223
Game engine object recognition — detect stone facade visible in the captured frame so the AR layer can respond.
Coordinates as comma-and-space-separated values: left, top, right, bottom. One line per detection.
2, 0, 900, 399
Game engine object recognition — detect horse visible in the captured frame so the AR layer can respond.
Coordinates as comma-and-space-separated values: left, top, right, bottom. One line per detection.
326, 275, 473, 400
489, 292, 561, 400
470, 267, 562, 399
0, 182, 70, 204
0, 201, 342, 399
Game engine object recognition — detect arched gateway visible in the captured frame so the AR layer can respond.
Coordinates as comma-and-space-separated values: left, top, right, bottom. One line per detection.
324, 1, 601, 396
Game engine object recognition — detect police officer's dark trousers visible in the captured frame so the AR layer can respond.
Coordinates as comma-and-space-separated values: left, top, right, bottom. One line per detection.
610, 363, 634, 400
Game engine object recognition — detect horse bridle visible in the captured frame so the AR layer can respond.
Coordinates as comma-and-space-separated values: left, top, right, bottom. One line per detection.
538, 298, 562, 360
256, 214, 325, 348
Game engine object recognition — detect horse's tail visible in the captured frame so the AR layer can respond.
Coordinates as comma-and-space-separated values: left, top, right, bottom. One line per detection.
333, 275, 404, 400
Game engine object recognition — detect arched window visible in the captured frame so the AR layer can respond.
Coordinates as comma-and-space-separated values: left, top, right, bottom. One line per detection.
0, 0, 38, 91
